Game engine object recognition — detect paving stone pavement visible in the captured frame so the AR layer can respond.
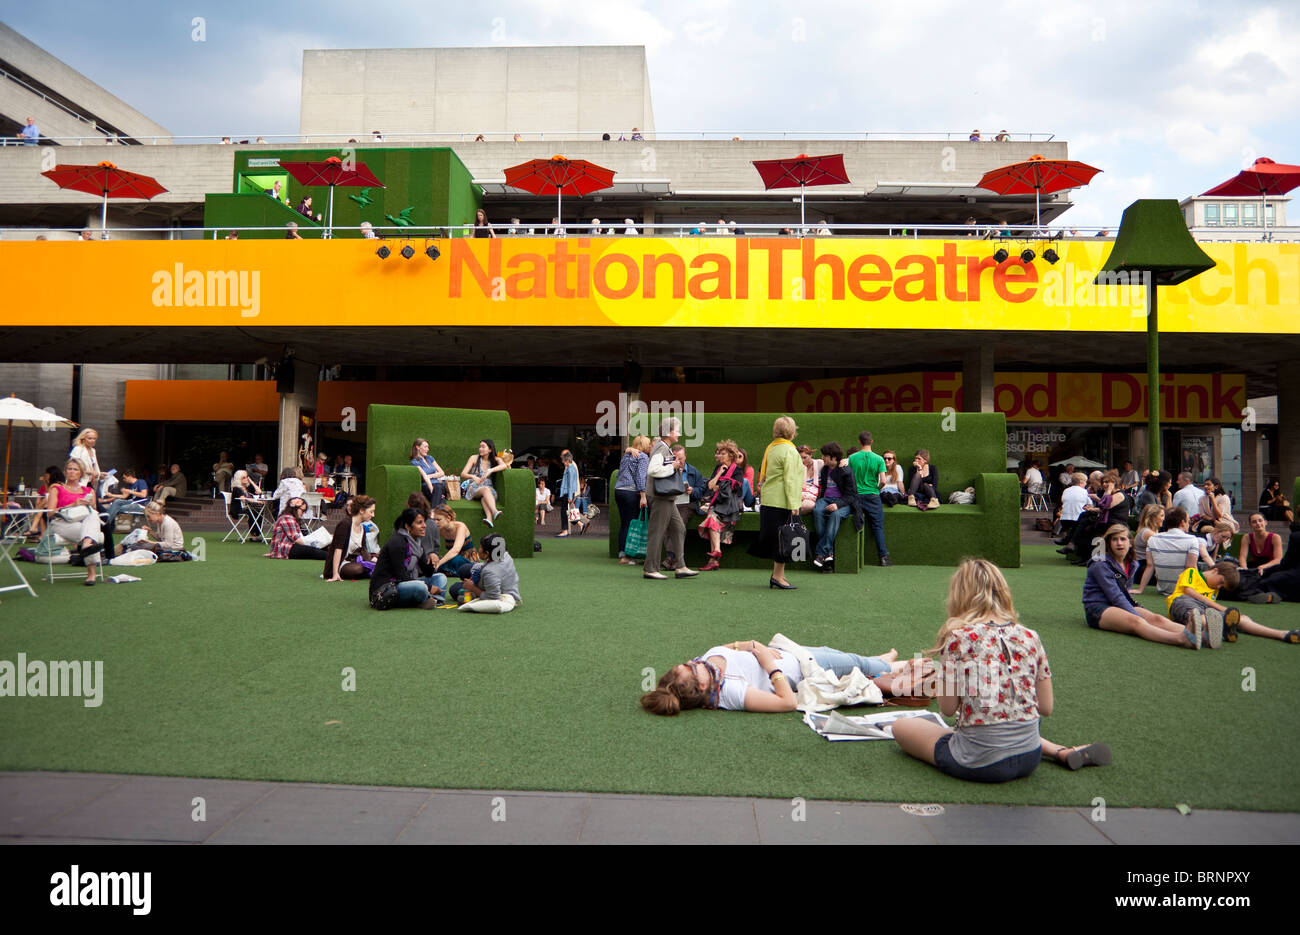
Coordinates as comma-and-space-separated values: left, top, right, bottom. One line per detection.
2, 772, 1296, 845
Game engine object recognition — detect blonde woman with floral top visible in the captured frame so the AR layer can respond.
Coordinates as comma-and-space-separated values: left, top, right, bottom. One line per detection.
890, 559, 1111, 781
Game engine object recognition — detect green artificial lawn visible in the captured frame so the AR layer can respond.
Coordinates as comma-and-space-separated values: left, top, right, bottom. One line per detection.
1, 538, 1298, 811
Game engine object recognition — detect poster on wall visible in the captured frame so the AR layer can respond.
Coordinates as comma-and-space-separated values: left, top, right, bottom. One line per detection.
1181, 435, 1215, 482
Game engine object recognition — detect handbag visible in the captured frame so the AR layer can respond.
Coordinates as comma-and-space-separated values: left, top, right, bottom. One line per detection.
651, 469, 686, 498
777, 518, 812, 564
568, 504, 582, 523
370, 579, 400, 610
58, 505, 91, 522
625, 508, 649, 559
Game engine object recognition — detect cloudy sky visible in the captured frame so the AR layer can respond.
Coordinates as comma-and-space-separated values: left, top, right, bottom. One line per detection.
4, 0, 1297, 226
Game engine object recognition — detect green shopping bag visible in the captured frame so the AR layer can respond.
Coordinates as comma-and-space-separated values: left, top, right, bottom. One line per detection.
625, 508, 649, 559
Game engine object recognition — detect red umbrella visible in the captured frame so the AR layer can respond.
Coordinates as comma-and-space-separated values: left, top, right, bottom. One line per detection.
503, 156, 615, 226
40, 161, 167, 236
752, 153, 850, 228
977, 155, 1102, 228
278, 156, 385, 236
1202, 157, 1300, 231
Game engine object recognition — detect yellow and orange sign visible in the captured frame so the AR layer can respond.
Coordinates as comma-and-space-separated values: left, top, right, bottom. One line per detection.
758, 372, 1246, 423
4, 238, 1298, 331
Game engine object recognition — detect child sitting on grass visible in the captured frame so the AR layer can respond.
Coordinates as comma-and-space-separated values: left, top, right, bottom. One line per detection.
1165, 561, 1300, 647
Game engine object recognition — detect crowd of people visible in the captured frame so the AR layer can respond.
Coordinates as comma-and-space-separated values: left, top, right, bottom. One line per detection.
613, 419, 950, 584
16, 429, 195, 584
1024, 460, 1300, 645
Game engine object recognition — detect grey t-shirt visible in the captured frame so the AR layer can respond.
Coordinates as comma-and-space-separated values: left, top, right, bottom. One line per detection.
947, 720, 1041, 768
480, 553, 521, 602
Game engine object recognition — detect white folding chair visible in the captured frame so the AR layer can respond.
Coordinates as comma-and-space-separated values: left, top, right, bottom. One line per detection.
300, 491, 325, 533
41, 530, 102, 585
221, 491, 250, 543
1023, 485, 1049, 511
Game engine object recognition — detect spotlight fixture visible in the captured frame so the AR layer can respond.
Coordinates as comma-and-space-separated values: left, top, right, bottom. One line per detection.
992, 248, 1009, 263
1042, 248, 1060, 265
375, 245, 390, 259
400, 244, 415, 259
425, 243, 441, 260
1020, 248, 1036, 263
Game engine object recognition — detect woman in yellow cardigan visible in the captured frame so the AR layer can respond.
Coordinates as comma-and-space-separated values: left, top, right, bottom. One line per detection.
747, 416, 804, 590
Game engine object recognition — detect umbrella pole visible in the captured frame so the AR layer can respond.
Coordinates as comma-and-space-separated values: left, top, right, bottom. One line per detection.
101, 192, 108, 239
557, 188, 562, 229
328, 186, 335, 239
1146, 282, 1161, 474
3, 421, 10, 498
800, 183, 806, 230
1035, 187, 1041, 230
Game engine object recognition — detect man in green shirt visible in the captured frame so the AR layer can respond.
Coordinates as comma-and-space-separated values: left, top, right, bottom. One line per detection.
848, 431, 891, 566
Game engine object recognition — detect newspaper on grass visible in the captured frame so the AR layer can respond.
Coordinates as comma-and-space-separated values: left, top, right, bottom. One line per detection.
803, 708, 948, 741
108, 574, 141, 584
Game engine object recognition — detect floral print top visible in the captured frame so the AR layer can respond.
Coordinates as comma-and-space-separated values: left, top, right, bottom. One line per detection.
940, 621, 1051, 727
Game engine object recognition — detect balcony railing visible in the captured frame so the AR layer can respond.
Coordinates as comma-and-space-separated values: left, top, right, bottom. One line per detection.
0, 129, 1060, 147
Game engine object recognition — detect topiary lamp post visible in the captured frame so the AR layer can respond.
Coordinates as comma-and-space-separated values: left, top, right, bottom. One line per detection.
1093, 200, 1216, 475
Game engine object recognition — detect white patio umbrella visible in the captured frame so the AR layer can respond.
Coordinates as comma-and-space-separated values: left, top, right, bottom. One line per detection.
1049, 456, 1108, 470
1, 395, 77, 496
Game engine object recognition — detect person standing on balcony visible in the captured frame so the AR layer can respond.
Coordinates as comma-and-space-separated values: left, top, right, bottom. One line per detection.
20, 117, 40, 144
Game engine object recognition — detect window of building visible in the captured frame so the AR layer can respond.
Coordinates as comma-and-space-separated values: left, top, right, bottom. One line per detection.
1243, 203, 1258, 226
1223, 204, 1238, 226
1204, 204, 1219, 226
1266, 203, 1275, 228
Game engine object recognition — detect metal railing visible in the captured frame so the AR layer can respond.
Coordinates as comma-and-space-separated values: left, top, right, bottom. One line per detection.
5, 222, 1297, 243
0, 129, 1059, 147
1, 222, 1117, 240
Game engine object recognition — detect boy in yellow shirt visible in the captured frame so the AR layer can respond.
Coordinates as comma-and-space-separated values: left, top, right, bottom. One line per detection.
1167, 561, 1300, 647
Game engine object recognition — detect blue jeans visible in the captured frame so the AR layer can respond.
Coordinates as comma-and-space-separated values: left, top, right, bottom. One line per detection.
395, 573, 449, 606
812, 497, 847, 558
808, 646, 891, 679
106, 499, 146, 521
439, 555, 473, 578
857, 493, 889, 558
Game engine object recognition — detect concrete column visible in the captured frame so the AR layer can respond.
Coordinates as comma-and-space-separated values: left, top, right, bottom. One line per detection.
276, 358, 318, 478
1279, 361, 1300, 496
1130, 426, 1149, 473
962, 345, 995, 413
1241, 426, 1262, 511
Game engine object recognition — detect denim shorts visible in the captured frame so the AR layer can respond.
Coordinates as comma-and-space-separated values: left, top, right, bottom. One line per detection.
1084, 602, 1110, 630
932, 734, 1041, 783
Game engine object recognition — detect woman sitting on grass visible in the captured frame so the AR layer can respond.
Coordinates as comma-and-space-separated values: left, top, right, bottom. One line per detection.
1132, 504, 1163, 583
1239, 513, 1282, 571
324, 495, 379, 581
431, 505, 474, 578
641, 642, 913, 715
368, 507, 449, 610
138, 501, 184, 556
265, 497, 328, 561
1082, 524, 1198, 649
890, 558, 1111, 781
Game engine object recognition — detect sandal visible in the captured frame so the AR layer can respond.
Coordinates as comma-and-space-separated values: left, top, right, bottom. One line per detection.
1059, 743, 1111, 770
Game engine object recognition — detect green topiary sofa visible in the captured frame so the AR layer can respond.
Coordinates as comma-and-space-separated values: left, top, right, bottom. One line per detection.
608, 411, 1018, 571
365, 404, 533, 561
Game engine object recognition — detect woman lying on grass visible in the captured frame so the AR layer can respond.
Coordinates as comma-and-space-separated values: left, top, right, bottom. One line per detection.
890, 558, 1111, 781
640, 642, 917, 715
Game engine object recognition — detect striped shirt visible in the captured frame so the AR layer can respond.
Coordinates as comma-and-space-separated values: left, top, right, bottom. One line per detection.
1146, 528, 1205, 596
